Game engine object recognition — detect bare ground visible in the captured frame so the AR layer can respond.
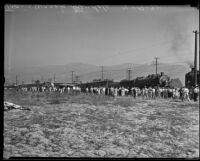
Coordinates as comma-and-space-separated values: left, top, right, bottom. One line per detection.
3, 90, 199, 158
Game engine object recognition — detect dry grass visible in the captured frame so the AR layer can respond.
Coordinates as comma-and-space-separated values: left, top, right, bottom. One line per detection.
4, 89, 199, 158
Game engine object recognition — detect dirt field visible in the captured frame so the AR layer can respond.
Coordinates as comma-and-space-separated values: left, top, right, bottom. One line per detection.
4, 90, 199, 158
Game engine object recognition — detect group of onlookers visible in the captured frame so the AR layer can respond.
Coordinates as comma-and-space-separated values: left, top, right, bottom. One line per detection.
82, 85, 199, 102
19, 85, 82, 94
9, 83, 199, 102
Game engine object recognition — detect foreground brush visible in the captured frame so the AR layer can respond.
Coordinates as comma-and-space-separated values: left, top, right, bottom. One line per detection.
4, 101, 31, 111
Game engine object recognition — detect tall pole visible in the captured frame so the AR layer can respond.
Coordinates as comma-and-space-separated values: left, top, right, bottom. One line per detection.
156, 58, 158, 75
153, 57, 159, 75
199, 30, 200, 104
53, 74, 55, 83
16, 75, 18, 86
75, 75, 79, 83
101, 66, 104, 81
127, 68, 132, 80
193, 30, 198, 87
71, 71, 74, 83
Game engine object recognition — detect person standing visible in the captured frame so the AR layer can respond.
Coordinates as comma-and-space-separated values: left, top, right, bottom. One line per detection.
114, 87, 118, 97
152, 87, 156, 99
121, 87, 125, 97
193, 85, 198, 102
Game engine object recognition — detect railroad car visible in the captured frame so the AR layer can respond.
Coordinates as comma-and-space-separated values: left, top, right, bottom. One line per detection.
185, 67, 200, 88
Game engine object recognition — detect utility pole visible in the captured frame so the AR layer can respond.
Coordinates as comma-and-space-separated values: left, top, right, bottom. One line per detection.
71, 71, 74, 83
198, 31, 200, 105
15, 75, 18, 86
193, 30, 198, 87
127, 68, 132, 80
75, 75, 80, 83
53, 74, 56, 83
153, 57, 159, 75
101, 66, 104, 81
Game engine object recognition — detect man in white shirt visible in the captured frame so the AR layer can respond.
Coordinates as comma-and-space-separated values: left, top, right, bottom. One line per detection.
114, 87, 118, 97
182, 87, 190, 102
86, 87, 89, 94
102, 87, 106, 95
152, 87, 156, 99
121, 87, 125, 96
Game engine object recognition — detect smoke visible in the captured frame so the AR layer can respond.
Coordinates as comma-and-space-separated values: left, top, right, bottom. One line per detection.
163, 14, 191, 56
186, 60, 194, 68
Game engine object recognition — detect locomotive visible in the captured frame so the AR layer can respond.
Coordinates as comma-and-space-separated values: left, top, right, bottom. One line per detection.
185, 67, 200, 88
120, 72, 170, 88
80, 72, 171, 89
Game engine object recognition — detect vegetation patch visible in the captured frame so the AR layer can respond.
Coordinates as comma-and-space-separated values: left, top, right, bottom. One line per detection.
4, 89, 199, 158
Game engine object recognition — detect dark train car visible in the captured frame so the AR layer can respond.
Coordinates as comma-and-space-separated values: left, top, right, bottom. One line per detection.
4, 85, 18, 90
18, 83, 38, 89
185, 67, 200, 88
108, 81, 120, 87
119, 79, 132, 88
54, 82, 75, 88
80, 79, 114, 89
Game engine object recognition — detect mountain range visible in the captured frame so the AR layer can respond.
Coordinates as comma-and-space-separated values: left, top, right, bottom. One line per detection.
4, 62, 192, 85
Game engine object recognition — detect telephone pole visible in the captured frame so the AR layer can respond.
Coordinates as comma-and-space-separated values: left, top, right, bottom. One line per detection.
101, 66, 104, 81
15, 75, 18, 86
193, 30, 198, 87
127, 68, 132, 80
75, 75, 80, 83
53, 74, 56, 83
71, 71, 74, 83
153, 57, 159, 75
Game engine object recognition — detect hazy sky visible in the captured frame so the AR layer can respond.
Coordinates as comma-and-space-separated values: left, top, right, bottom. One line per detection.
4, 5, 199, 69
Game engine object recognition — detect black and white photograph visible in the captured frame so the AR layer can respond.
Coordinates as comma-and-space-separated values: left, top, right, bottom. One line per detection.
4, 5, 199, 158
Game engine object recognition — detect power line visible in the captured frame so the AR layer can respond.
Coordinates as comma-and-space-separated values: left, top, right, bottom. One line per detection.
74, 58, 194, 81
79, 68, 129, 78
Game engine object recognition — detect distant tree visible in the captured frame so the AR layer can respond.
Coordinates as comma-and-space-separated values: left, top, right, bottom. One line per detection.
169, 78, 183, 88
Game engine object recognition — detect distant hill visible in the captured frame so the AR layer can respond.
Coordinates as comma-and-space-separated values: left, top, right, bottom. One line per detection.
4, 62, 191, 85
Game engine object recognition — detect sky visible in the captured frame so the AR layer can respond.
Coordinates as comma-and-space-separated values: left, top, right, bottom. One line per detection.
4, 5, 199, 70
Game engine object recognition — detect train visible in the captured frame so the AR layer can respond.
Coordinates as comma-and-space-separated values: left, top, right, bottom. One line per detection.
119, 72, 170, 88
79, 72, 179, 89
5, 72, 183, 91
185, 67, 200, 88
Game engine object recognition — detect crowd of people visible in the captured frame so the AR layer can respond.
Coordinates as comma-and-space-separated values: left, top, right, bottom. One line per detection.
10, 83, 199, 102
82, 85, 199, 102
